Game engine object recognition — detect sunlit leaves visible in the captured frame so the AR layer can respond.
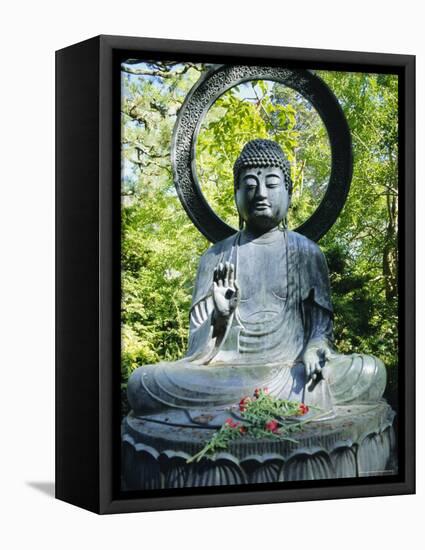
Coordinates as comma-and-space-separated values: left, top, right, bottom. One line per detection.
196, 80, 328, 227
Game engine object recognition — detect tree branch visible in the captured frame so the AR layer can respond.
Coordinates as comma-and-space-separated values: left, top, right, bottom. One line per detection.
121, 62, 202, 79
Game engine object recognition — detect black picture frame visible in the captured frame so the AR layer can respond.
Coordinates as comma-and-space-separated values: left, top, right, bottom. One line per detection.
56, 34, 415, 514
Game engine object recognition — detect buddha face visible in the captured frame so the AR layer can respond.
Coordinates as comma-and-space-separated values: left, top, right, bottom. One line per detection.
235, 166, 290, 232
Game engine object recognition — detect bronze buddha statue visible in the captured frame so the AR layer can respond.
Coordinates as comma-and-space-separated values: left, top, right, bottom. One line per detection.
127, 139, 386, 424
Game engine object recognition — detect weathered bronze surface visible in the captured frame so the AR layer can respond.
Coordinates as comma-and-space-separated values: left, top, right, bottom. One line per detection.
122, 403, 397, 489
127, 140, 386, 422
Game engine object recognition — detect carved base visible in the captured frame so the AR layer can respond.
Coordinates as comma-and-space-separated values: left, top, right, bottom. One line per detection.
121, 402, 397, 490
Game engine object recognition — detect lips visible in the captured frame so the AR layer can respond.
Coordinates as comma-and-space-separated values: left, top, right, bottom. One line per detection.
253, 202, 271, 210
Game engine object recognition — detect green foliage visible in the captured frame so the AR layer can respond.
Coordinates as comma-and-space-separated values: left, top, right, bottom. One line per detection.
317, 71, 399, 384
120, 62, 399, 400
196, 80, 329, 227
120, 62, 209, 382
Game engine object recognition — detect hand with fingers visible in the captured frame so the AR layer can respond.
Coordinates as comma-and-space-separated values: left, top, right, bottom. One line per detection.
212, 261, 240, 320
302, 340, 334, 384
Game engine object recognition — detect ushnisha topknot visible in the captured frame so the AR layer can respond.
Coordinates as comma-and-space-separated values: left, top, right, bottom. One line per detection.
233, 139, 293, 194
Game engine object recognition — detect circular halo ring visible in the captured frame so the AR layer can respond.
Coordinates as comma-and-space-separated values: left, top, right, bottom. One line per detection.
171, 65, 353, 243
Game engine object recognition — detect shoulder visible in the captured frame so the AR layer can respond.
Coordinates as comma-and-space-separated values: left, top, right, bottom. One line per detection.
191, 233, 238, 303
287, 230, 324, 258
199, 233, 238, 263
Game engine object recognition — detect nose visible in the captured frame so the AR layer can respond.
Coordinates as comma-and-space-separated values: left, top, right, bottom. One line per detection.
256, 177, 267, 199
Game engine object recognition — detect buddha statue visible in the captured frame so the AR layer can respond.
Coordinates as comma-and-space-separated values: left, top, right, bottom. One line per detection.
127, 139, 387, 424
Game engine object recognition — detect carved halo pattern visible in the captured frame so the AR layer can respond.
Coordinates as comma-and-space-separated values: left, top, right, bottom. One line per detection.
171, 64, 353, 243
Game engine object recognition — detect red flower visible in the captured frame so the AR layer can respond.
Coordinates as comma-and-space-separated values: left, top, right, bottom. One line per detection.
265, 419, 279, 433
225, 418, 240, 429
298, 403, 309, 415
253, 387, 269, 399
239, 396, 251, 411
239, 425, 248, 434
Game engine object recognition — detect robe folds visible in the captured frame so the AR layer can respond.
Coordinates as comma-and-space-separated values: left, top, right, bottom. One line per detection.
127, 230, 387, 418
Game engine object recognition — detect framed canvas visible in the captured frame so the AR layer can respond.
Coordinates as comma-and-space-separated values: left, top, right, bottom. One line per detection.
56, 35, 415, 514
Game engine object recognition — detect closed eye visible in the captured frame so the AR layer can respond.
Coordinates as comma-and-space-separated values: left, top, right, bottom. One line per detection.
243, 177, 258, 188
266, 175, 281, 187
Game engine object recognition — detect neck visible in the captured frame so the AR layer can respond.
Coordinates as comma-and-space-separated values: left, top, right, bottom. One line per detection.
242, 225, 285, 245
244, 224, 281, 238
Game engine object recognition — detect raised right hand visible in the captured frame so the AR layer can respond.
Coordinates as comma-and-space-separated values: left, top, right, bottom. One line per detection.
212, 262, 240, 319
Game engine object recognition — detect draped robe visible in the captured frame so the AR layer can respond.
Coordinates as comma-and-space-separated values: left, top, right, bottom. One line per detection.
127, 229, 387, 419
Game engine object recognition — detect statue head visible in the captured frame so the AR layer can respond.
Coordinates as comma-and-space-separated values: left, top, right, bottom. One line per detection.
233, 139, 292, 232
